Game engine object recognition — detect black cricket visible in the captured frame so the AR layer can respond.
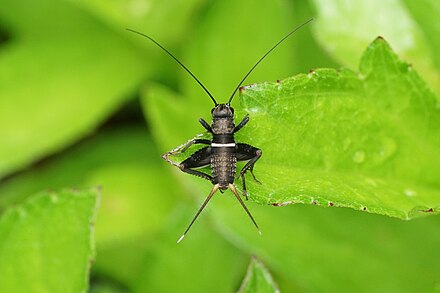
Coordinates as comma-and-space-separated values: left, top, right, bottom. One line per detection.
127, 19, 312, 243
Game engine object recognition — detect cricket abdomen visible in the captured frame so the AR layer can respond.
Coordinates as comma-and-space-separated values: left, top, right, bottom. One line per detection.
211, 147, 236, 189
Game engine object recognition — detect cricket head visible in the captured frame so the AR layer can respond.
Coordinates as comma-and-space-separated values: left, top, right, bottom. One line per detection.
211, 103, 234, 118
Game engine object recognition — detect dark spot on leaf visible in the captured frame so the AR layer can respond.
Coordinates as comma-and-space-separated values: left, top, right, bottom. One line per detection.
309, 69, 315, 74
362, 207, 367, 211
312, 201, 317, 205
272, 200, 292, 207
0, 25, 11, 46
376, 36, 385, 40
90, 274, 130, 291
328, 202, 334, 206
88, 258, 96, 273
239, 86, 245, 93
422, 208, 433, 213
276, 79, 281, 83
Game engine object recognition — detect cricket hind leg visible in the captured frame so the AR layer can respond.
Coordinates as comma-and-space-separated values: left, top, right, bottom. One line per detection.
236, 143, 262, 199
162, 135, 213, 182
162, 135, 211, 167
178, 146, 213, 182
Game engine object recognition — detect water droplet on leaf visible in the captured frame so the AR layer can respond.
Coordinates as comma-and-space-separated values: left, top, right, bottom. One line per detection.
50, 194, 59, 203
18, 208, 27, 219
343, 138, 352, 150
404, 189, 417, 197
378, 136, 397, 162
353, 150, 365, 163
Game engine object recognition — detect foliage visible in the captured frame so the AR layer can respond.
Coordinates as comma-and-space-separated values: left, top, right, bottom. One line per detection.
0, 0, 439, 292
0, 189, 99, 292
236, 38, 440, 219
238, 257, 280, 293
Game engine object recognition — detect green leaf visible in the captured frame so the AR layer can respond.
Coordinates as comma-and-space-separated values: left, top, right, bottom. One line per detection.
235, 37, 440, 219
288, 1, 339, 73
89, 282, 126, 293
0, 0, 149, 178
172, 0, 300, 129
147, 37, 440, 220
310, 0, 440, 96
72, 0, 205, 45
141, 5, 440, 292
402, 0, 440, 71
0, 188, 99, 293
212, 199, 440, 292
0, 127, 178, 287
238, 257, 280, 293
134, 205, 248, 293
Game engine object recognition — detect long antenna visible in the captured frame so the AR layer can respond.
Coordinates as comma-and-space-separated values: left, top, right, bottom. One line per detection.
227, 18, 313, 105
126, 28, 218, 106
177, 184, 220, 243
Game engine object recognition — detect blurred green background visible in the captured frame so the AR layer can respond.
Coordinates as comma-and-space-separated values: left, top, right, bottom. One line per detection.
1, 0, 439, 292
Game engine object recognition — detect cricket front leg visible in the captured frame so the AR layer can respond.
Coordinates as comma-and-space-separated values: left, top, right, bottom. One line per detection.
234, 115, 249, 133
